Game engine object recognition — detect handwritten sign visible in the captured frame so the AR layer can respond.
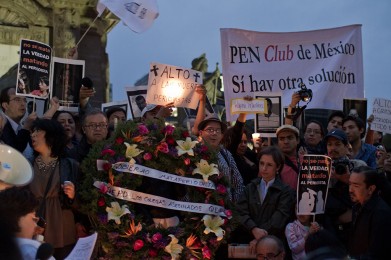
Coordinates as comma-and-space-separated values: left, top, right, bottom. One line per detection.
297, 155, 331, 215
65, 232, 97, 260
372, 98, 391, 134
230, 98, 266, 114
146, 62, 202, 109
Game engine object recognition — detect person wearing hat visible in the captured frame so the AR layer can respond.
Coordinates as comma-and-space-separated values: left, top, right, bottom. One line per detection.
198, 115, 244, 203
141, 103, 174, 122
276, 124, 300, 191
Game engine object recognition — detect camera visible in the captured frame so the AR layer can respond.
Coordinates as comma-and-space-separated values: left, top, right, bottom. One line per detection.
333, 158, 353, 175
297, 83, 313, 102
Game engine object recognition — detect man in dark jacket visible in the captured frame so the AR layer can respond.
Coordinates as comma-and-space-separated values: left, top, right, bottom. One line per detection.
348, 166, 391, 259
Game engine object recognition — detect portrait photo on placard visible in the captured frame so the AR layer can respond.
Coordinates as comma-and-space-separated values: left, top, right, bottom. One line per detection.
184, 95, 214, 118
25, 96, 47, 118
255, 95, 282, 132
125, 86, 148, 119
51, 57, 85, 110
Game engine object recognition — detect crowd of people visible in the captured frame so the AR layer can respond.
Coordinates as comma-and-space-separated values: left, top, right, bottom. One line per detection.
1, 79, 391, 260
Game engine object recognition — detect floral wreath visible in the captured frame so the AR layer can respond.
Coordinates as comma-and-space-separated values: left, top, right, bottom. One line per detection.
80, 120, 235, 259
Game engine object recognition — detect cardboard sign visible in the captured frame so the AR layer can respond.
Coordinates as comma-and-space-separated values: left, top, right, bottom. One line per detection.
146, 62, 202, 109
297, 155, 332, 215
372, 98, 391, 134
231, 98, 266, 114
16, 39, 52, 99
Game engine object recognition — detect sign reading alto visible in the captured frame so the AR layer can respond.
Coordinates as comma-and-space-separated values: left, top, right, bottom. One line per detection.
146, 62, 202, 109
220, 25, 364, 122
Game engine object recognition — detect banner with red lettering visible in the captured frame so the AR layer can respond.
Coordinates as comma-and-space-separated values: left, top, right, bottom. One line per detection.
220, 25, 364, 122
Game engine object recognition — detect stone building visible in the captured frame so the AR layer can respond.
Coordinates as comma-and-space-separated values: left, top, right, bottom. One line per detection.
0, 0, 118, 106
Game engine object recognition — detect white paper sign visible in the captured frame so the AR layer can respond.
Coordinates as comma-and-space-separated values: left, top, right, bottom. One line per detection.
220, 25, 364, 122
372, 98, 391, 134
146, 62, 202, 109
65, 232, 97, 260
231, 98, 266, 114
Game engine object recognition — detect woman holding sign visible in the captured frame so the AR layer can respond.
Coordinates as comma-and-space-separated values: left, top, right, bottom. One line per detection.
236, 146, 294, 251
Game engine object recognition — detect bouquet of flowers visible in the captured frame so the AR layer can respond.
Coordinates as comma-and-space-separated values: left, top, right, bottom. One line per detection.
80, 120, 234, 259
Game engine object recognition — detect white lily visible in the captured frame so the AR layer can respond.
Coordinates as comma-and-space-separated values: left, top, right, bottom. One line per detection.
124, 142, 143, 165
164, 234, 184, 260
106, 201, 131, 225
192, 159, 219, 182
176, 137, 198, 156
202, 215, 225, 241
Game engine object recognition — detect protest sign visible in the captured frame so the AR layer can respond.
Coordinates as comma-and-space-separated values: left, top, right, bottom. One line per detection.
220, 25, 364, 122
343, 98, 367, 125
125, 85, 148, 119
24, 96, 47, 118
297, 155, 332, 215
372, 98, 391, 134
231, 98, 266, 114
184, 95, 215, 118
16, 39, 52, 98
51, 57, 85, 112
146, 62, 202, 109
255, 95, 282, 134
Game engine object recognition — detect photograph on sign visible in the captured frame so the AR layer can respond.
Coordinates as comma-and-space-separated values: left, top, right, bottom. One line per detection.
343, 98, 367, 126
16, 39, 52, 99
125, 85, 148, 119
51, 57, 85, 111
255, 95, 282, 132
24, 96, 47, 118
184, 95, 214, 118
231, 98, 266, 114
146, 62, 202, 109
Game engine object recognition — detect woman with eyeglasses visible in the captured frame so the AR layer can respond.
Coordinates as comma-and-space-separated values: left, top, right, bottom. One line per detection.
0, 186, 55, 260
300, 120, 326, 155
236, 146, 294, 252
29, 119, 79, 259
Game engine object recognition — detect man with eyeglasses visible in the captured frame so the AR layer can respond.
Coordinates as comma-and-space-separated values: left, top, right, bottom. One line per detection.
255, 235, 285, 260
71, 108, 108, 163
0, 87, 37, 152
198, 116, 244, 203
276, 125, 300, 191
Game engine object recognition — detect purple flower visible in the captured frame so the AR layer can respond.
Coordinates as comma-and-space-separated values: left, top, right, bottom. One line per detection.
138, 125, 149, 135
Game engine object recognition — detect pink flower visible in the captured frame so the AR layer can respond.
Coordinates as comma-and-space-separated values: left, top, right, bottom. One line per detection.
102, 162, 112, 171
164, 125, 175, 135
224, 209, 233, 219
101, 149, 115, 157
202, 245, 212, 259
151, 232, 162, 243
133, 239, 144, 251
97, 197, 105, 207
143, 153, 152, 160
216, 184, 227, 194
138, 125, 149, 135
157, 142, 169, 153
100, 183, 108, 194
218, 199, 225, 206
115, 137, 124, 145
184, 158, 191, 166
148, 249, 158, 257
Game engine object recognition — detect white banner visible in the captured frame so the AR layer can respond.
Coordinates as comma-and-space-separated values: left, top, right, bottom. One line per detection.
94, 181, 226, 217
112, 162, 216, 189
146, 62, 202, 109
372, 98, 391, 134
220, 25, 364, 122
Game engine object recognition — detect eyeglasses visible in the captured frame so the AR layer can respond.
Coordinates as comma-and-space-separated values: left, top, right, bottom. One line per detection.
84, 123, 108, 130
9, 97, 27, 103
203, 128, 222, 134
305, 129, 322, 135
257, 251, 282, 260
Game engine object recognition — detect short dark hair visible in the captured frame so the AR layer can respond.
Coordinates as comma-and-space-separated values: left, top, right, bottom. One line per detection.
32, 119, 67, 158
39, 76, 49, 85
343, 115, 366, 138
0, 87, 14, 111
105, 106, 126, 120
0, 187, 39, 234
327, 110, 345, 123
221, 125, 250, 150
352, 166, 378, 189
82, 108, 107, 126
52, 110, 75, 121
259, 146, 284, 172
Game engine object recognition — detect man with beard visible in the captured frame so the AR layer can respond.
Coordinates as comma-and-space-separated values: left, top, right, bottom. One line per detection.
348, 166, 391, 259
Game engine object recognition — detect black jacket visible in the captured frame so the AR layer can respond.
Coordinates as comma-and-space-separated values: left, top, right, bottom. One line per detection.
1, 120, 30, 152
